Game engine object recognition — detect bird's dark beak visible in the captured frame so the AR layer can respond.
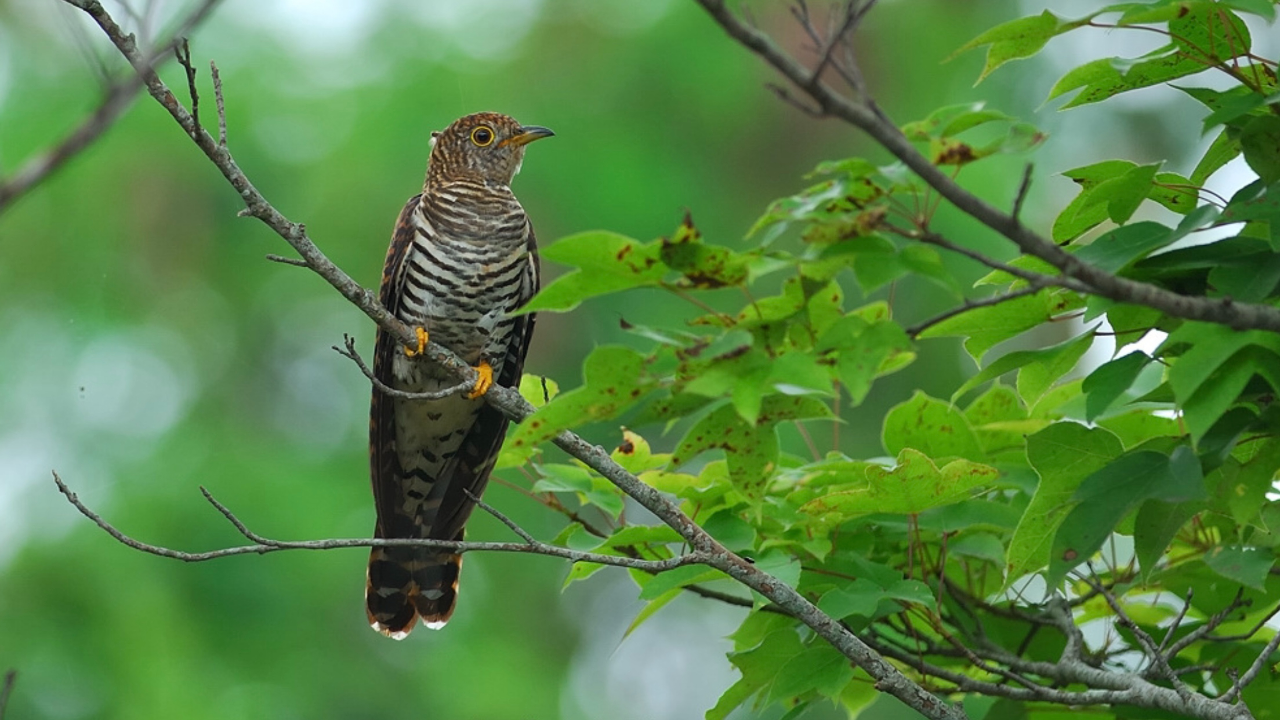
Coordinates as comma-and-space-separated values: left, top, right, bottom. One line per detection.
501, 125, 555, 148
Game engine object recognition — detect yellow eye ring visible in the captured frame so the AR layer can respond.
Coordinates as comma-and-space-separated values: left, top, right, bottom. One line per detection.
470, 126, 495, 146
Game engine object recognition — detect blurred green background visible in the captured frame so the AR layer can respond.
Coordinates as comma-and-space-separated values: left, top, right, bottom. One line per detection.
0, 0, 1233, 718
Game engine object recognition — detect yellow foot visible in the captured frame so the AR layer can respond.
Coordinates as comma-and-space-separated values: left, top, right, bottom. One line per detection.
467, 361, 494, 399
403, 327, 429, 358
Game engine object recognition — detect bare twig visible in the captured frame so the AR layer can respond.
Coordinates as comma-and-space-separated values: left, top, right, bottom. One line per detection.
332, 335, 473, 401
1166, 589, 1251, 658
1159, 589, 1196, 654
175, 39, 200, 133
0, 0, 223, 213
1080, 570, 1191, 695
1011, 163, 1033, 224
906, 284, 1047, 338
53, 472, 703, 572
0, 670, 14, 720
1219, 631, 1280, 703
210, 61, 227, 147
265, 253, 309, 267
465, 489, 539, 545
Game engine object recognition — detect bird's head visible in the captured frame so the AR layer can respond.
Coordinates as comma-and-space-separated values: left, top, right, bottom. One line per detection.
426, 112, 554, 188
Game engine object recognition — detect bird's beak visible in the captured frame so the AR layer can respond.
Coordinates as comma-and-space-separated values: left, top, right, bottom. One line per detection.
501, 125, 555, 148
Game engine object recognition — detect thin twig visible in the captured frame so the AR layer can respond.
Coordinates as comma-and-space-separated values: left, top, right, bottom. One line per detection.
265, 253, 308, 267
53, 472, 703, 572
0, 670, 14, 720
1158, 589, 1195, 654
210, 60, 227, 147
465, 489, 538, 545
906, 284, 1047, 338
1080, 570, 1191, 695
333, 335, 472, 401
175, 39, 199, 134
1011, 163, 1033, 224
1220, 630, 1280, 703
0, 0, 224, 213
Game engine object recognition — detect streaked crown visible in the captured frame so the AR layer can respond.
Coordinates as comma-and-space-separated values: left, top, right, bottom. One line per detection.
426, 112, 554, 188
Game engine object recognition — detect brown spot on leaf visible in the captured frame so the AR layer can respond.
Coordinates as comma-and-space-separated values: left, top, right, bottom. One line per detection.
616, 438, 636, 454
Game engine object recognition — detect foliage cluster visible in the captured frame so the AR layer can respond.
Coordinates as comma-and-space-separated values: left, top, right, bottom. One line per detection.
506, 2, 1280, 717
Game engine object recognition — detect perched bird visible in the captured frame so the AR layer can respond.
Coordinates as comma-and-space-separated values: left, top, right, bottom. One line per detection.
366, 112, 552, 638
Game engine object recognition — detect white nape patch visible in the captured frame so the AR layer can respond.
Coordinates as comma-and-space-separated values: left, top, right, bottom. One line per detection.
424, 619, 448, 630
430, 132, 440, 148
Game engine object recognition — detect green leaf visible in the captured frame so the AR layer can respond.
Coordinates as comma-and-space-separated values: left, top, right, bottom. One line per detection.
1007, 423, 1124, 583
954, 11, 1088, 82
769, 644, 855, 702
819, 313, 914, 405
533, 463, 626, 518
917, 289, 1083, 362
1196, 126, 1244, 184
1208, 252, 1280, 302
883, 391, 985, 461
1241, 115, 1280, 185
800, 448, 998, 523
1053, 160, 1136, 242
817, 579, 885, 621
508, 346, 650, 456
518, 373, 559, 408
1134, 496, 1205, 580
1048, 448, 1207, 585
951, 326, 1091, 402
1016, 332, 1095, 403
623, 587, 682, 638
1106, 164, 1162, 224
1082, 352, 1151, 421
523, 232, 666, 312
1169, 2, 1253, 64
660, 214, 750, 289
1204, 546, 1274, 590
1224, 0, 1276, 20
671, 396, 831, 507
1164, 322, 1280, 402
1073, 221, 1175, 273
1049, 53, 1205, 109
1224, 439, 1280, 525
638, 565, 727, 600
710, 628, 804, 720
1181, 346, 1280, 442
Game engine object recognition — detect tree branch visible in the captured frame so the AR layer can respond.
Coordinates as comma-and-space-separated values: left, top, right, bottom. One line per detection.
692, 0, 1280, 333
52, 472, 703, 572
0, 0, 223, 214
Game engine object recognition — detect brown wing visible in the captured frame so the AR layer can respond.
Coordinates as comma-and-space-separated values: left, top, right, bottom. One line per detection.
368, 194, 420, 534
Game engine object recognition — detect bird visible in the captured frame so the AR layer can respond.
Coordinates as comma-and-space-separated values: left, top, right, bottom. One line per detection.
365, 112, 552, 639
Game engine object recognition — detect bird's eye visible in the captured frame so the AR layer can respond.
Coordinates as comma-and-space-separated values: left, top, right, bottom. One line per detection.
471, 126, 495, 146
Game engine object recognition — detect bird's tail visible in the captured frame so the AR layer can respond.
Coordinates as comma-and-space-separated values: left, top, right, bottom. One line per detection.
365, 539, 463, 639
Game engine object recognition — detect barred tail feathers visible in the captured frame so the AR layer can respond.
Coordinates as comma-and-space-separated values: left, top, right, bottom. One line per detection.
365, 543, 463, 638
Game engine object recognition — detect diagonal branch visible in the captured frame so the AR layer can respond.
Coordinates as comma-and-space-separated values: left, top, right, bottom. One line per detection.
692, 0, 1280, 334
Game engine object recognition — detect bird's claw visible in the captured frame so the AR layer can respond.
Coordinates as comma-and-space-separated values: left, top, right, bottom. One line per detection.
467, 361, 494, 399
403, 327, 429, 358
